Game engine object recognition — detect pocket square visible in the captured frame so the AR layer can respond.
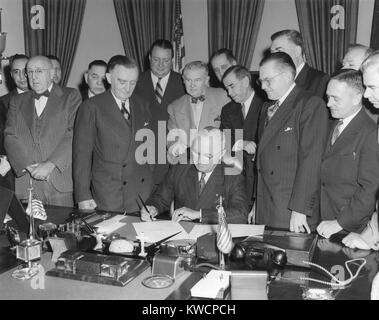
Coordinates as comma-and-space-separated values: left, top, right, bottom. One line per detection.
284, 127, 293, 132
144, 122, 149, 126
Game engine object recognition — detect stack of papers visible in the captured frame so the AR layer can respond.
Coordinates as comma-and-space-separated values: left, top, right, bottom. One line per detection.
94, 214, 127, 234
191, 270, 231, 299
132, 221, 189, 243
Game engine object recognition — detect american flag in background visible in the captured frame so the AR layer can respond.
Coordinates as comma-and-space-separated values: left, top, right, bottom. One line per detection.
217, 197, 233, 254
173, 0, 185, 73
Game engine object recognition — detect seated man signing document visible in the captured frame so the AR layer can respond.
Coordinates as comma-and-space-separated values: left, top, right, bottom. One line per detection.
140, 127, 249, 223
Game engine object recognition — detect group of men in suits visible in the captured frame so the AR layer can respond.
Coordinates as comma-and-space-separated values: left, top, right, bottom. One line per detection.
2, 27, 379, 249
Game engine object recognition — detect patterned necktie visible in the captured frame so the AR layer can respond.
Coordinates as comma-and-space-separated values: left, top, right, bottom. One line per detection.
199, 172, 206, 196
155, 77, 163, 104
121, 100, 130, 121
331, 120, 343, 145
191, 95, 206, 104
265, 100, 280, 127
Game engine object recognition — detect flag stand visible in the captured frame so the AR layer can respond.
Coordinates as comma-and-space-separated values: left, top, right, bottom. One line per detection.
219, 251, 225, 270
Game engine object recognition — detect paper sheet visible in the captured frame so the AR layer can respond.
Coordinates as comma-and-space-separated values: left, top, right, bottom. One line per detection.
188, 224, 265, 240
191, 270, 231, 299
94, 214, 127, 234
132, 221, 189, 243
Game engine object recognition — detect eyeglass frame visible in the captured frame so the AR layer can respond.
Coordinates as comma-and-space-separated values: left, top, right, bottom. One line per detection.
25, 68, 51, 77
256, 71, 285, 88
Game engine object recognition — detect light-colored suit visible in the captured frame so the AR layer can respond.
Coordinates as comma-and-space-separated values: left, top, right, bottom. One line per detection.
4, 84, 81, 205
167, 87, 229, 146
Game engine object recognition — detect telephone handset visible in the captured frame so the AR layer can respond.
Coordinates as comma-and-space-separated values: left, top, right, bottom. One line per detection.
230, 240, 287, 269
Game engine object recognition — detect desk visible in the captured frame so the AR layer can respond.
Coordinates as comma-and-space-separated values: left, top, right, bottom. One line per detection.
0, 206, 376, 300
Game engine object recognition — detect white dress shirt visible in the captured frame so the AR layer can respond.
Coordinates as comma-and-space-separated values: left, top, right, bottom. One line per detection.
338, 107, 362, 134
151, 71, 171, 96
242, 91, 255, 119
34, 83, 53, 117
111, 91, 130, 113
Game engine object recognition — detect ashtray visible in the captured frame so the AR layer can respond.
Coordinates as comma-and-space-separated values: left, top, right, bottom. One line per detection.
142, 274, 175, 289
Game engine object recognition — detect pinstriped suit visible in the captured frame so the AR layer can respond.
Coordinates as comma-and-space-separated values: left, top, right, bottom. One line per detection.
73, 90, 154, 213
256, 85, 329, 230
4, 84, 81, 205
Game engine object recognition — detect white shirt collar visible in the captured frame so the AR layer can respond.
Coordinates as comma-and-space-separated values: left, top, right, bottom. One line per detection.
151, 71, 171, 95
88, 90, 95, 98
338, 107, 362, 134
17, 88, 26, 94
242, 90, 255, 117
278, 83, 296, 106
110, 90, 129, 111
295, 62, 305, 79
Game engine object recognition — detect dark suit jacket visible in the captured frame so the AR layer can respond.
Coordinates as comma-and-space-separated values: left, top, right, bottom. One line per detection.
256, 85, 329, 230
220, 92, 265, 200
0, 89, 18, 110
0, 99, 13, 189
73, 90, 154, 213
321, 108, 379, 232
146, 164, 249, 224
4, 84, 81, 198
296, 63, 329, 98
134, 71, 185, 185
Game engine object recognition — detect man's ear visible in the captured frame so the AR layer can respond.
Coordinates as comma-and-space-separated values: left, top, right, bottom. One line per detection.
84, 72, 89, 85
49, 69, 55, 81
105, 73, 112, 85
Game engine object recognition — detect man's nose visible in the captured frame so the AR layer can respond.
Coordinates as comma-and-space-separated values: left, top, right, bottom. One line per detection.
363, 88, 370, 99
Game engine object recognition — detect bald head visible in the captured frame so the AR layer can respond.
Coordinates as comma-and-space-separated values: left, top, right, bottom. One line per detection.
342, 45, 373, 70
26, 56, 54, 93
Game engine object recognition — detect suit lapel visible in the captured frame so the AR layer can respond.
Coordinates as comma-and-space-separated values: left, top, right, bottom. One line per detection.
185, 165, 200, 205
181, 96, 195, 129
259, 86, 300, 152
198, 88, 215, 129
323, 108, 365, 158
20, 92, 35, 136
244, 94, 260, 127
197, 165, 224, 209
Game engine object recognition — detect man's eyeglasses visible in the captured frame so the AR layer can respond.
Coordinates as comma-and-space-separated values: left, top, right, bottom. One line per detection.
257, 72, 284, 88
25, 69, 50, 77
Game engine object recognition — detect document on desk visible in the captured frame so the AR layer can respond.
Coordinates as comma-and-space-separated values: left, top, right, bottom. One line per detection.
94, 214, 127, 234
188, 224, 265, 240
132, 221, 189, 243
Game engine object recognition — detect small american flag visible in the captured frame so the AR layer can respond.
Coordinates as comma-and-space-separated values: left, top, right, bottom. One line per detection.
217, 197, 233, 254
26, 198, 47, 221
172, 0, 185, 73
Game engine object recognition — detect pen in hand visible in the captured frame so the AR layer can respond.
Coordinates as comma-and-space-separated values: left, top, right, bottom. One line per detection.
138, 194, 156, 221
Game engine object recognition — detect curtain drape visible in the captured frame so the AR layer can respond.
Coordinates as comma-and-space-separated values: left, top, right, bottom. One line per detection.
207, 0, 265, 69
295, 0, 358, 75
370, 0, 379, 50
113, 0, 176, 71
23, 0, 86, 86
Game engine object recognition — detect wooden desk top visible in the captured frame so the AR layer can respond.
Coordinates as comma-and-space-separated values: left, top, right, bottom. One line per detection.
0, 206, 376, 300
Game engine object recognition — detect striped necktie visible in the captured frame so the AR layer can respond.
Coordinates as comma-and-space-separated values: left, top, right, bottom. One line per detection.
264, 100, 280, 127
199, 172, 206, 196
331, 120, 343, 145
121, 100, 130, 121
155, 77, 163, 104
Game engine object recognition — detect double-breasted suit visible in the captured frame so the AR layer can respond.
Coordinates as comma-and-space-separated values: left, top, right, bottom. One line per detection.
296, 63, 330, 98
320, 108, 379, 232
256, 85, 329, 230
73, 90, 154, 213
4, 84, 81, 204
134, 71, 185, 184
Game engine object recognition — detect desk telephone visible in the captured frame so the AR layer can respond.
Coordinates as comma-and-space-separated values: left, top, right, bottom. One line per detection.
230, 239, 287, 269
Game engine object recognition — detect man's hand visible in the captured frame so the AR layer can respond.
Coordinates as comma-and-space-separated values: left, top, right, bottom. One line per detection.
78, 199, 97, 210
27, 161, 56, 180
290, 211, 311, 233
172, 207, 200, 222
169, 142, 187, 157
317, 220, 343, 238
342, 232, 371, 250
232, 140, 256, 154
140, 205, 158, 222
0, 157, 11, 177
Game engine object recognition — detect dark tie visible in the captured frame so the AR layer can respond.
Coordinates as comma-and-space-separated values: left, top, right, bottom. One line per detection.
199, 172, 206, 196
331, 120, 343, 145
33, 90, 50, 100
191, 95, 206, 104
155, 77, 163, 104
264, 100, 280, 127
121, 100, 130, 121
